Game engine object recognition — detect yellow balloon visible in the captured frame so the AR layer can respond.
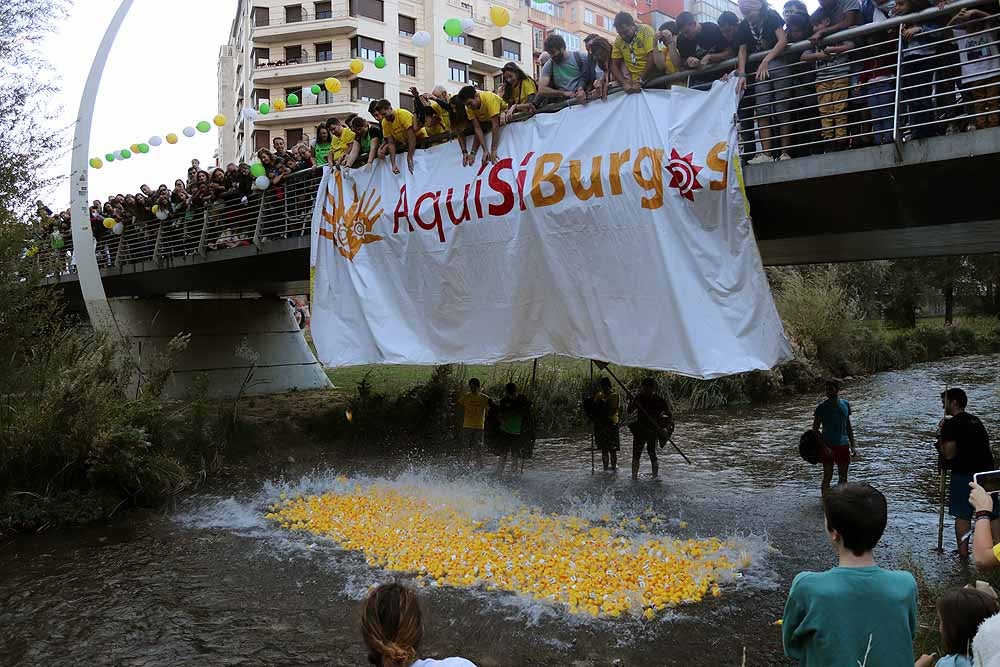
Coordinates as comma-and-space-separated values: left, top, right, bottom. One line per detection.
489, 5, 510, 27
89, 158, 103, 169
151, 204, 159, 214
349, 58, 364, 75
325, 77, 342, 94
130, 143, 140, 153
213, 114, 227, 127
166, 133, 178, 144
274, 99, 287, 112
103, 218, 115, 229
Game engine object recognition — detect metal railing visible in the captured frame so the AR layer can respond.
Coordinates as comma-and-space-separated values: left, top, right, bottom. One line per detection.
252, 7, 351, 28
33, 168, 327, 278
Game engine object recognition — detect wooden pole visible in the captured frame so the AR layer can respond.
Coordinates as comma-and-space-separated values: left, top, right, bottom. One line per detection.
593, 360, 692, 465
590, 360, 595, 475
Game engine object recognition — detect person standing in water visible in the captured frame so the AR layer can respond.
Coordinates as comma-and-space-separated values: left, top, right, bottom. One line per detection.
495, 382, 533, 478
812, 379, 857, 496
627, 377, 671, 480
590, 377, 622, 471
458, 378, 490, 467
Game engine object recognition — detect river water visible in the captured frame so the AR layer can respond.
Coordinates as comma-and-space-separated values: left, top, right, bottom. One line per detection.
2, 355, 999, 667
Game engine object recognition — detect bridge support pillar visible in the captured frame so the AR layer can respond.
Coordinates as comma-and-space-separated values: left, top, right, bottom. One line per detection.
110, 296, 332, 399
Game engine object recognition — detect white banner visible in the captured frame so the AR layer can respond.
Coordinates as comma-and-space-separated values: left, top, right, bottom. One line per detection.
310, 80, 792, 378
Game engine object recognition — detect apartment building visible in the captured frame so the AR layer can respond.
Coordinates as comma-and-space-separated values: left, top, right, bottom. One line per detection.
638, 0, 739, 25
218, 0, 531, 164
522, 0, 630, 76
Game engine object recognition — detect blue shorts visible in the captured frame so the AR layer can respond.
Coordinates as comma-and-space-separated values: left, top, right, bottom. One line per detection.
950, 472, 1000, 520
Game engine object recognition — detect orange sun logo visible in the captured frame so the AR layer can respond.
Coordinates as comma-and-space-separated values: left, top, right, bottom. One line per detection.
665, 149, 704, 202
320, 169, 384, 261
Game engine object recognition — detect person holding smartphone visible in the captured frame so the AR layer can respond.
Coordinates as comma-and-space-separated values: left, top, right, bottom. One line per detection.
970, 481, 1000, 570
939, 388, 997, 559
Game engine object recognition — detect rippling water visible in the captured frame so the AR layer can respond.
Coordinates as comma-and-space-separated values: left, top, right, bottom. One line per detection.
2, 355, 998, 666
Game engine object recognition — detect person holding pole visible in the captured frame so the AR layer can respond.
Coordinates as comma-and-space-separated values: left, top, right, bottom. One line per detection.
627, 378, 671, 480
812, 379, 857, 497
591, 377, 621, 471
937, 388, 997, 559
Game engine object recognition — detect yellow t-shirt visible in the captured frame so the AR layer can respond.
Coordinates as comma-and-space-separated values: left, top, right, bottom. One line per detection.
660, 47, 686, 87
330, 126, 356, 161
425, 100, 451, 135
510, 78, 537, 105
381, 108, 428, 144
992, 542, 1000, 563
459, 392, 490, 430
612, 23, 656, 79
465, 90, 508, 123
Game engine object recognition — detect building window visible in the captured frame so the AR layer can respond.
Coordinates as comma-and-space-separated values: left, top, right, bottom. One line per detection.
316, 1, 332, 19
285, 4, 302, 22
351, 78, 385, 102
449, 59, 468, 83
285, 86, 302, 101
284, 45, 302, 63
286, 128, 304, 146
584, 8, 595, 24
532, 27, 544, 51
398, 15, 416, 36
253, 47, 269, 66
350, 0, 384, 21
493, 38, 521, 61
254, 129, 271, 151
399, 93, 415, 112
253, 6, 269, 26
470, 71, 485, 89
493, 74, 502, 91
317, 89, 337, 104
399, 54, 416, 77
351, 36, 384, 61
461, 2, 473, 15
448, 34, 466, 45
552, 29, 581, 52
316, 42, 333, 61
252, 88, 269, 105
466, 35, 484, 53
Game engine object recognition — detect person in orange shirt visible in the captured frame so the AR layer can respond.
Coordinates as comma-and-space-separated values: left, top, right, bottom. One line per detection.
372, 98, 426, 175
454, 86, 507, 167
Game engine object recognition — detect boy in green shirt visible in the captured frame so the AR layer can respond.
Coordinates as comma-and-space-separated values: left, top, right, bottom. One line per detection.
782, 483, 918, 666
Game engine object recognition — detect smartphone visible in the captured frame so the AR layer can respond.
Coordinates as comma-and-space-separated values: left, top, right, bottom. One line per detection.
974, 470, 1000, 494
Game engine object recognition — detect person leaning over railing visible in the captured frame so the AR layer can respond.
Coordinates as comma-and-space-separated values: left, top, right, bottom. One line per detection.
946, 5, 1000, 131
896, 0, 945, 139
734, 0, 789, 165
454, 86, 507, 167
611, 11, 659, 93
343, 115, 381, 168
537, 33, 595, 105
372, 98, 425, 175
585, 35, 616, 100
656, 21, 686, 84
498, 61, 537, 124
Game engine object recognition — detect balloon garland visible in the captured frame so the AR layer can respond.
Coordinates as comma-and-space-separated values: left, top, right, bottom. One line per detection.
88, 113, 233, 170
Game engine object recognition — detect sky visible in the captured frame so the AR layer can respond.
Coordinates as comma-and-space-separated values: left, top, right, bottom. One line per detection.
40, 0, 237, 206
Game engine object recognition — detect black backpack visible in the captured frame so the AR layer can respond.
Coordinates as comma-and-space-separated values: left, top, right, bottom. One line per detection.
799, 430, 821, 465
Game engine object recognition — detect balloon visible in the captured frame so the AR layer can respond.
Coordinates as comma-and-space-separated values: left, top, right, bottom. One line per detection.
121, 149, 132, 159
103, 218, 115, 229
138, 143, 150, 153
112, 222, 123, 235
151, 204, 159, 214
349, 58, 364, 74
258, 102, 270, 115
374, 55, 386, 69
489, 6, 510, 26
460, 17, 475, 33
113, 151, 123, 160
287, 93, 299, 105
213, 114, 227, 126
255, 175, 270, 190
250, 163, 266, 177
196, 121, 211, 133
183, 127, 196, 137
166, 133, 178, 144
241, 108, 257, 121
325, 77, 341, 93
149, 135, 163, 146
156, 210, 169, 221
130, 143, 140, 153
311, 83, 322, 95
89, 158, 103, 169
274, 99, 286, 112
443, 18, 463, 37
51, 236, 64, 250
412, 30, 432, 48
532, 0, 549, 3
105, 153, 115, 162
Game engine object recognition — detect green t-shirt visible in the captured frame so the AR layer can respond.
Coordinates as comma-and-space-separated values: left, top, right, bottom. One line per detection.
314, 142, 332, 164
782, 566, 917, 667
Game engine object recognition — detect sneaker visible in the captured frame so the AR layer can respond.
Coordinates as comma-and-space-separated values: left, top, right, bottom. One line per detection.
778, 152, 792, 161
747, 153, 773, 165
966, 122, 978, 133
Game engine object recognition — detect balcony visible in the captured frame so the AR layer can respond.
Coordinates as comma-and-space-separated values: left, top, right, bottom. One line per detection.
251, 97, 367, 126
252, 53, 351, 86
252, 7, 356, 44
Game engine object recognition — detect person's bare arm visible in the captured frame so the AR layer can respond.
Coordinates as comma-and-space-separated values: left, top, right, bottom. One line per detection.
642, 50, 659, 82
456, 133, 470, 166
755, 26, 787, 81
846, 416, 856, 452
611, 57, 632, 90
387, 139, 399, 174
702, 47, 734, 66
970, 482, 999, 570
537, 71, 573, 100
406, 127, 417, 174
343, 141, 359, 168
366, 138, 379, 166
472, 118, 488, 165
824, 40, 855, 54
736, 44, 748, 92
487, 116, 502, 164
812, 10, 860, 42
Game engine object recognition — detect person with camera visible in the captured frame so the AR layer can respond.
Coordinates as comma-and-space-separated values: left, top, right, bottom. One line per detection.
812, 379, 857, 497
969, 482, 1000, 570
938, 388, 997, 559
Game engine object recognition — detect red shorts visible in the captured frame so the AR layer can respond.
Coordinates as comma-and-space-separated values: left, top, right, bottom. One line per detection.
820, 445, 851, 466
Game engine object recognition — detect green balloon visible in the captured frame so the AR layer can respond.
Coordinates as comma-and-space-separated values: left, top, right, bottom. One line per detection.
374, 55, 386, 69
259, 102, 270, 115
311, 84, 322, 95
121, 149, 132, 159
196, 121, 211, 133
287, 93, 300, 106
52, 237, 65, 249
105, 153, 115, 162
138, 143, 150, 153
250, 163, 266, 177
443, 18, 463, 37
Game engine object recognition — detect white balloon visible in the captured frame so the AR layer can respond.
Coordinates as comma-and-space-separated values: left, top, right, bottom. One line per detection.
113, 150, 123, 160
112, 222, 123, 235
460, 18, 475, 34
149, 136, 163, 147
255, 175, 270, 190
182, 126, 196, 138
155, 210, 169, 221
241, 107, 257, 121
412, 30, 432, 48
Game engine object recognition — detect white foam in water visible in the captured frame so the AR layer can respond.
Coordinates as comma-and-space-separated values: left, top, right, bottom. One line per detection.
175, 465, 776, 636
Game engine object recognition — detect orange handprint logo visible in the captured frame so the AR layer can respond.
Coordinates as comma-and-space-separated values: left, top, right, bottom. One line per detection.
320, 169, 384, 261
